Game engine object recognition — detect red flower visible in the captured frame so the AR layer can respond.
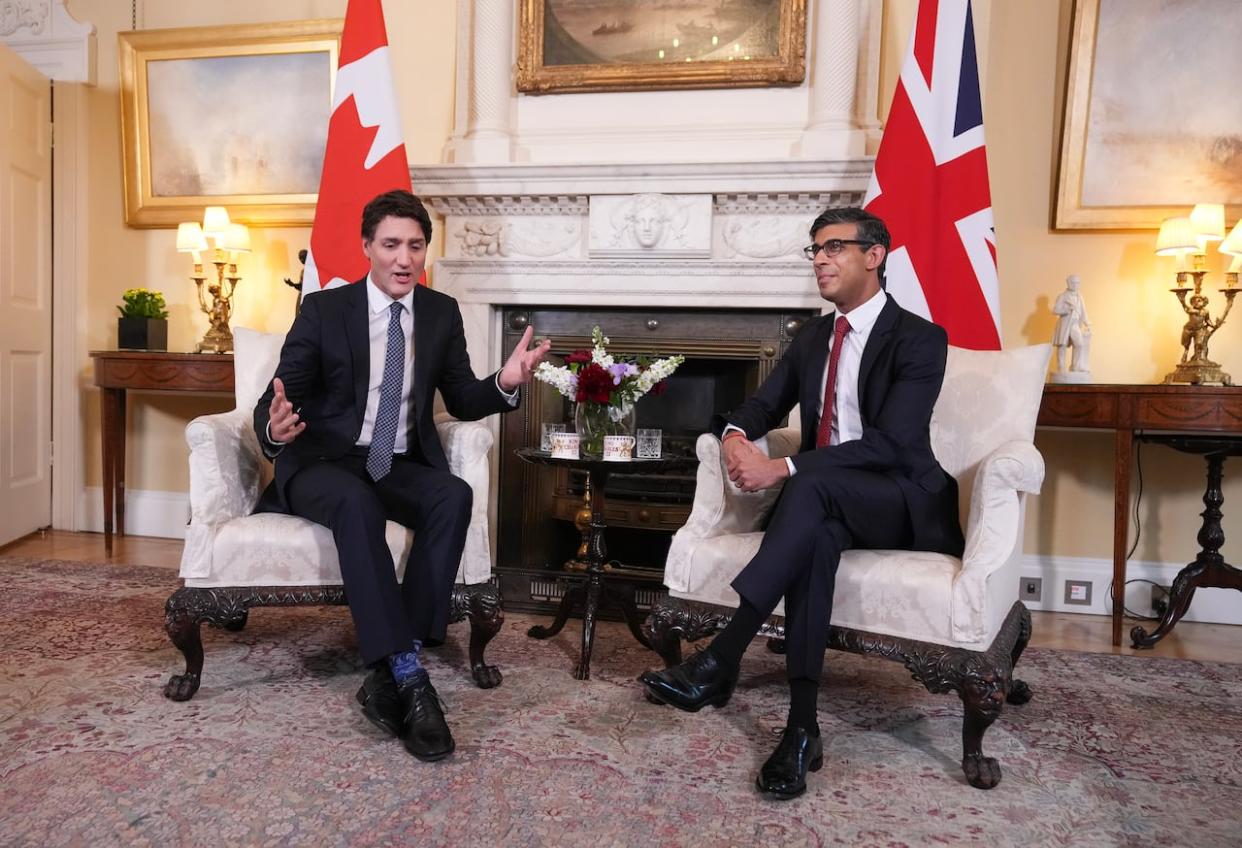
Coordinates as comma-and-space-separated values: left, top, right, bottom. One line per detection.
651, 380, 669, 396
564, 349, 592, 365
576, 363, 614, 404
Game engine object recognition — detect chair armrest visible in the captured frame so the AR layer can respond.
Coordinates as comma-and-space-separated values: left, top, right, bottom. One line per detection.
664, 428, 797, 592
185, 409, 262, 526
434, 418, 494, 584
950, 439, 1045, 641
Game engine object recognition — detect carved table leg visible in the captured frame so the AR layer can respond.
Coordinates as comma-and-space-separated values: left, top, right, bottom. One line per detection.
527, 582, 584, 639
574, 573, 604, 680
1132, 450, 1241, 648
606, 584, 655, 651
464, 583, 504, 689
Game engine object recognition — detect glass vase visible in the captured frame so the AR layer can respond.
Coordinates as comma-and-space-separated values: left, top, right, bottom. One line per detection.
574, 402, 636, 457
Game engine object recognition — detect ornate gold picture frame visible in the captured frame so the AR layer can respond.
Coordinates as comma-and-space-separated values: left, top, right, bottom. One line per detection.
1054, 0, 1242, 230
119, 20, 341, 228
516, 0, 806, 94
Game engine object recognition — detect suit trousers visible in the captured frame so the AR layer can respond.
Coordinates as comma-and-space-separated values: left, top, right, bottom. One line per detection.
731, 468, 916, 683
284, 451, 473, 664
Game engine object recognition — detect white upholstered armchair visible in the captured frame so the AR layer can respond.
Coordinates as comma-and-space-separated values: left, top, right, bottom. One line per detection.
644, 344, 1051, 790
164, 328, 504, 701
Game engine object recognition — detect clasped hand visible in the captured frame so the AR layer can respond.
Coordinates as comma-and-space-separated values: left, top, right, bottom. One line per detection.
723, 435, 789, 492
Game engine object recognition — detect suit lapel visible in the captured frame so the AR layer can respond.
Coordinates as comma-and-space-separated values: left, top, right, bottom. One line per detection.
857, 296, 900, 404
803, 312, 834, 408
343, 278, 370, 420
412, 285, 431, 416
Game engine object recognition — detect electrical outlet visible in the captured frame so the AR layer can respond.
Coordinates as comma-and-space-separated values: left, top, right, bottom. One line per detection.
1065, 580, 1093, 605
1151, 584, 1171, 617
1018, 576, 1043, 602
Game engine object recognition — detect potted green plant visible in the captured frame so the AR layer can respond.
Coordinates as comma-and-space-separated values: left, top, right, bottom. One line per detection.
117, 288, 169, 350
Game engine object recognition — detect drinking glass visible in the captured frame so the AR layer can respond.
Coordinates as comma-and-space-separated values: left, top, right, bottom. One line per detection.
636, 428, 662, 459
540, 422, 566, 452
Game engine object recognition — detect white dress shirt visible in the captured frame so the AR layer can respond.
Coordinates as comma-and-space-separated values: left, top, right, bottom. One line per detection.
725, 289, 888, 476
357, 275, 417, 451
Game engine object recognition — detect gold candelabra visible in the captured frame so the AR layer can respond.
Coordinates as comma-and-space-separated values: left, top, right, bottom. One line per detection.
177, 207, 250, 354
1155, 205, 1241, 386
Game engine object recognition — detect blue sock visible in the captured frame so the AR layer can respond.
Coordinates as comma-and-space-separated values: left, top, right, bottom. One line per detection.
387, 640, 426, 688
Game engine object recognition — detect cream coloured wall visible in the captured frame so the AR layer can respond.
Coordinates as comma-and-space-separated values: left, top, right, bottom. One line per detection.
68, 0, 457, 494
65, 0, 1239, 572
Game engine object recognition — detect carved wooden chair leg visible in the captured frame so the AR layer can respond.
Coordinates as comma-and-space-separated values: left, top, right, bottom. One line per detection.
642, 600, 686, 669
1007, 605, 1033, 706
163, 587, 209, 702
957, 664, 1009, 790
462, 582, 504, 689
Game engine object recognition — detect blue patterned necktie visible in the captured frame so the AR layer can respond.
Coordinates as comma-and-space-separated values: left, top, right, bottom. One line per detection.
366, 302, 405, 481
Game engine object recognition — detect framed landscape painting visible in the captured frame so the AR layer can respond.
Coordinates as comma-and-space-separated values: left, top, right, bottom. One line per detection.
119, 20, 341, 228
516, 0, 807, 94
1054, 0, 1242, 230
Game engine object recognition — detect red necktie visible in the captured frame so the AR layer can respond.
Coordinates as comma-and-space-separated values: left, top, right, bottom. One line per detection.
815, 315, 852, 449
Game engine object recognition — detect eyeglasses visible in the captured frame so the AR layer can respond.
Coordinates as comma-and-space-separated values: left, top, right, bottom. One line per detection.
802, 239, 875, 260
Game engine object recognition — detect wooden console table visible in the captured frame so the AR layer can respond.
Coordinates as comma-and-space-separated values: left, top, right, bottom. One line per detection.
90, 351, 235, 556
1037, 384, 1242, 645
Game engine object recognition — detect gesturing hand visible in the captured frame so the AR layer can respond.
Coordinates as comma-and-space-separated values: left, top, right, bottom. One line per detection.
498, 325, 553, 392
267, 377, 306, 444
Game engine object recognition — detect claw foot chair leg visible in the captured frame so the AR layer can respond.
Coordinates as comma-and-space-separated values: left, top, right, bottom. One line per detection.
1007, 604, 1034, 705
456, 582, 504, 689
957, 663, 1010, 789
163, 587, 208, 701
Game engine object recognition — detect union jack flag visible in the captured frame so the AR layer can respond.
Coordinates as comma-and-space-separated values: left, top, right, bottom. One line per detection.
864, 0, 1000, 350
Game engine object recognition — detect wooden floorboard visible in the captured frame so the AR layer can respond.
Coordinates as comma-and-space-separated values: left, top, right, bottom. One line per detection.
3, 530, 1238, 663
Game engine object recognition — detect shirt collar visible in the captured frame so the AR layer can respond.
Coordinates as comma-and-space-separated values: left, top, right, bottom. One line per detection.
836, 289, 886, 335
365, 274, 415, 316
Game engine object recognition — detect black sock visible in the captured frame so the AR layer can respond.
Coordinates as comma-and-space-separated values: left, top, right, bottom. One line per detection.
707, 599, 766, 669
787, 678, 820, 735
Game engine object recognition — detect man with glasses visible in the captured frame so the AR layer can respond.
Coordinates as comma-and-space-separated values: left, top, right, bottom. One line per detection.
640, 207, 964, 799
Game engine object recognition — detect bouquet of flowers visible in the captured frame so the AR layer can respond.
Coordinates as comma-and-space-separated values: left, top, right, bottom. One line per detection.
535, 326, 684, 455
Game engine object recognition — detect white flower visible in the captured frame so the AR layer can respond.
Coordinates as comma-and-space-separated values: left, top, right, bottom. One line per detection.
534, 361, 578, 400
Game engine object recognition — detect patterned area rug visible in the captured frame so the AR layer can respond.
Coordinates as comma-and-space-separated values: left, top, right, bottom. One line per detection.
1, 556, 1240, 847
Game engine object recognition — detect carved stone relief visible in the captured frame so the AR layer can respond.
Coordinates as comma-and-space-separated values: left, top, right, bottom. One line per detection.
1, 1, 48, 36
719, 216, 809, 260
452, 218, 581, 259
588, 193, 712, 258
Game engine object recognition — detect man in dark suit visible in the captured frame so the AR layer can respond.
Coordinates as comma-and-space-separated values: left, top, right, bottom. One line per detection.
254, 190, 550, 763
640, 207, 964, 799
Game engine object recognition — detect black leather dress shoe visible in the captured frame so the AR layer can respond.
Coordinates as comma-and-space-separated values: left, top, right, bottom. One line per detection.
756, 727, 824, 800
355, 665, 402, 737
638, 649, 738, 713
399, 677, 455, 762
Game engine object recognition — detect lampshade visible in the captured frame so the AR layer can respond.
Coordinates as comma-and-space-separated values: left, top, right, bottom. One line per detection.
202, 206, 232, 237
1228, 254, 1242, 274
1220, 220, 1242, 256
1190, 203, 1226, 242
1155, 216, 1200, 256
219, 223, 251, 253
175, 222, 208, 253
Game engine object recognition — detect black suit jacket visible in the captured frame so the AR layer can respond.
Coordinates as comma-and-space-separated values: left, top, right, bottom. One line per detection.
254, 279, 514, 509
711, 296, 962, 554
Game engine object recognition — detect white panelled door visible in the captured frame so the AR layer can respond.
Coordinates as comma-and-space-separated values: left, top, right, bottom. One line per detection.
0, 43, 51, 546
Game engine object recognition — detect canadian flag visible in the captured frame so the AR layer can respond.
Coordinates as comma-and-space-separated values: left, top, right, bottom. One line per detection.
303, 0, 413, 295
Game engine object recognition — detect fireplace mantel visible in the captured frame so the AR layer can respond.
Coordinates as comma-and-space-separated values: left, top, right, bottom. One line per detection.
413, 158, 871, 376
